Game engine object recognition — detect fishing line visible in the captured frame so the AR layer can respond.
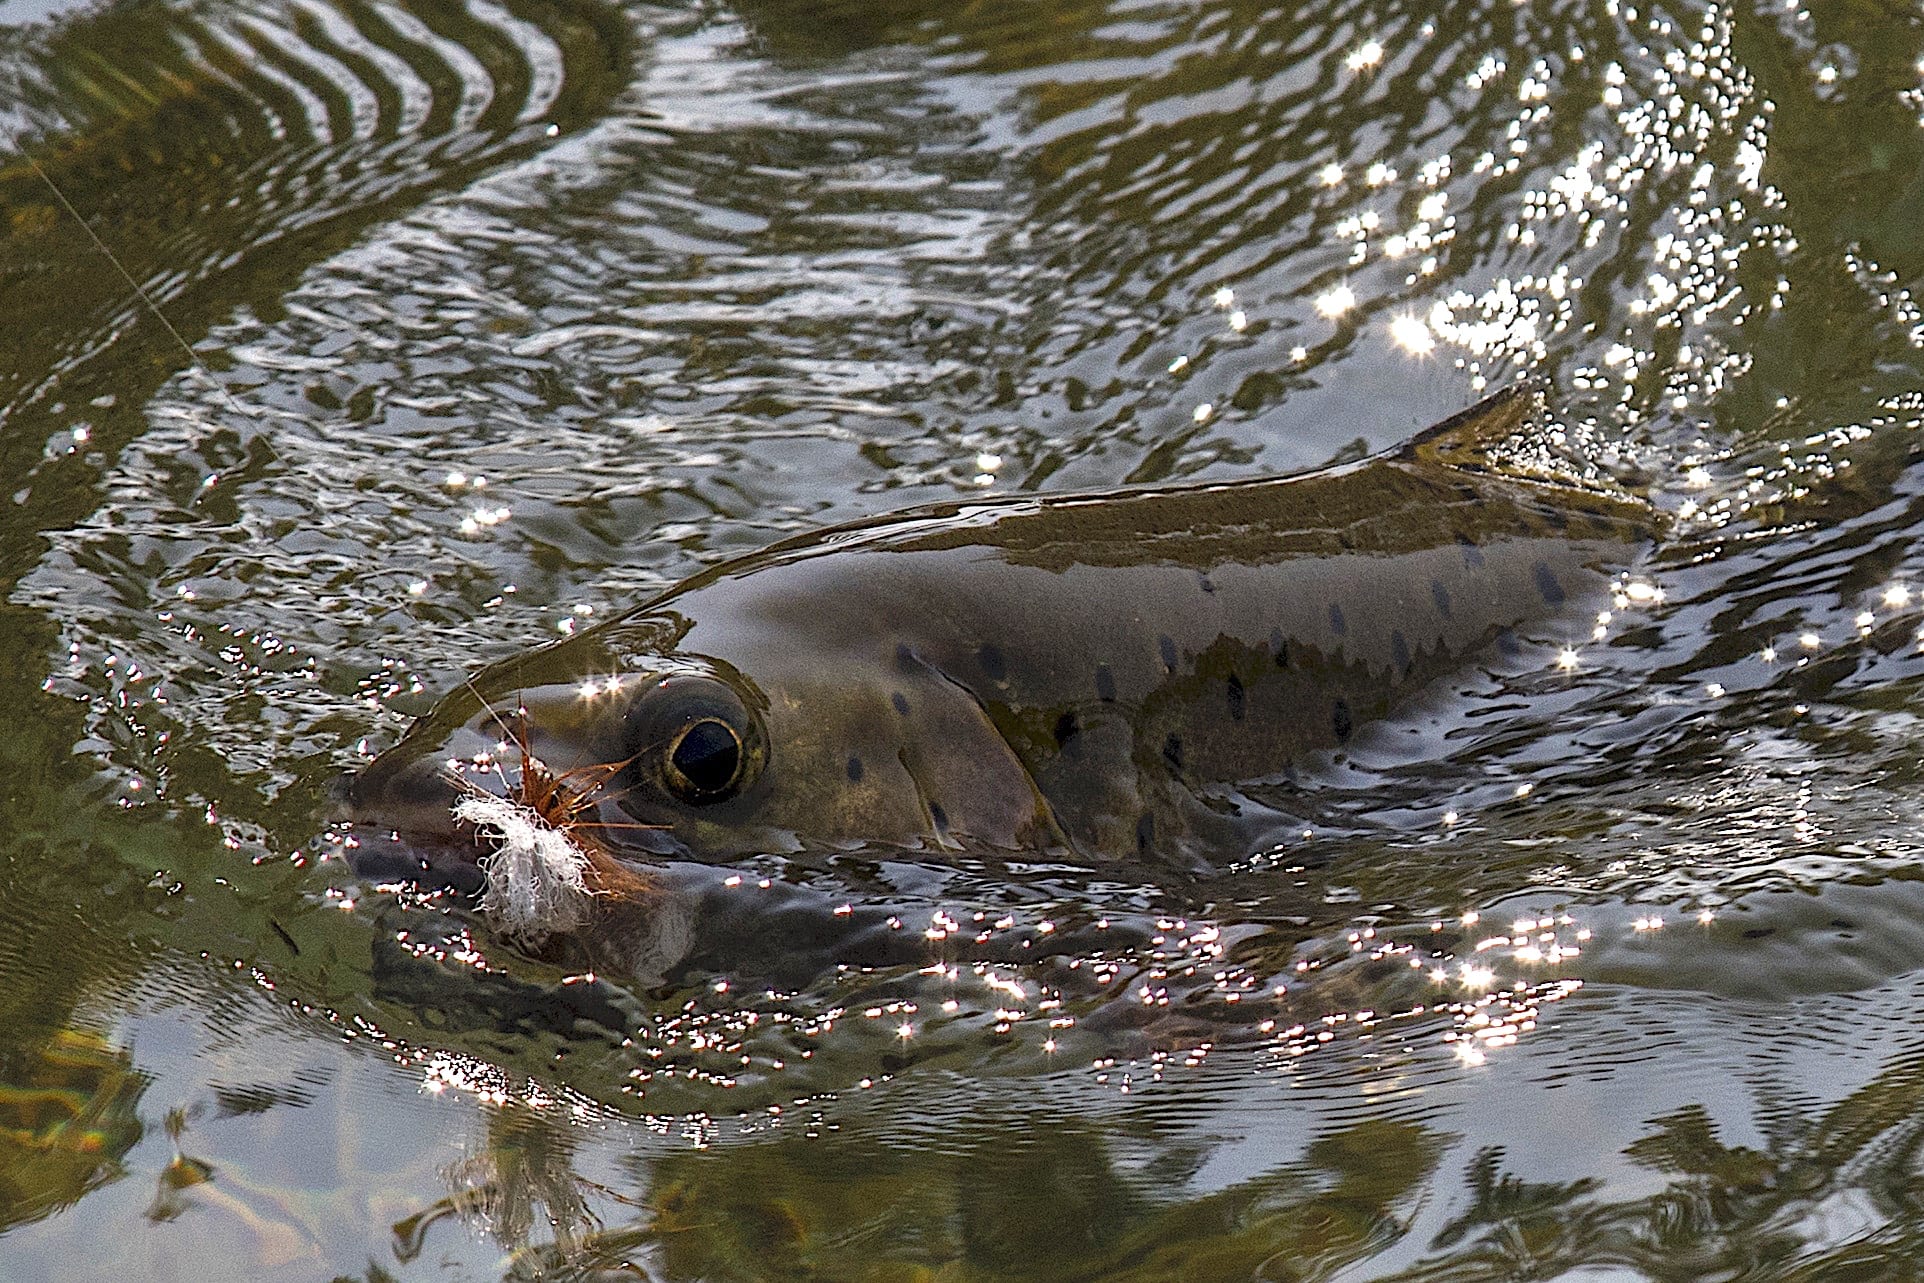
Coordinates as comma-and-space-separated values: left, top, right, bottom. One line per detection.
12, 132, 261, 435
2, 105, 483, 821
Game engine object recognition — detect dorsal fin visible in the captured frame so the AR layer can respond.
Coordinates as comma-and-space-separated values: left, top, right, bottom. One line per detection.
1399, 381, 1543, 472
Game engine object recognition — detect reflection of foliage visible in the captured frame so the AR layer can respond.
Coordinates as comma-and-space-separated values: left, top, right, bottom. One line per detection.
142, 1104, 217, 1223
409, 1046, 1924, 1281
1422, 1148, 1605, 1275
1385, 1053, 1924, 1280
393, 1103, 604, 1268
404, 1109, 1443, 1282
0, 1028, 147, 1232
1623, 1105, 1777, 1191
328, 1267, 403, 1283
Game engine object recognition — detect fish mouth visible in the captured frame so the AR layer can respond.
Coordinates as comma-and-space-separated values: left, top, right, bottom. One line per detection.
327, 750, 463, 831
324, 754, 494, 892
325, 820, 491, 898
325, 737, 689, 900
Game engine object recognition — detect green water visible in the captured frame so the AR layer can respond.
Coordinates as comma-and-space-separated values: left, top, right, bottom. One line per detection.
4, 0, 1924, 1277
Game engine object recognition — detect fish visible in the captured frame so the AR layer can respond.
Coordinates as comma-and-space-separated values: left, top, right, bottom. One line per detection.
334, 384, 1654, 886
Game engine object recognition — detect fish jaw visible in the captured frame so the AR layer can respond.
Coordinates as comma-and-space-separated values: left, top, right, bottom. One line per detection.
325, 720, 496, 889
327, 645, 652, 877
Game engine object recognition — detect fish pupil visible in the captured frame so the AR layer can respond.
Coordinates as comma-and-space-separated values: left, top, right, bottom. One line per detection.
669, 718, 743, 799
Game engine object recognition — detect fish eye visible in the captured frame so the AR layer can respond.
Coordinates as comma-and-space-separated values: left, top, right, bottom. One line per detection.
620, 670, 765, 809
664, 717, 743, 800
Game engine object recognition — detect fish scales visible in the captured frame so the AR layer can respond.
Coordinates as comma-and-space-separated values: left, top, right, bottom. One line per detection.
337, 386, 1655, 871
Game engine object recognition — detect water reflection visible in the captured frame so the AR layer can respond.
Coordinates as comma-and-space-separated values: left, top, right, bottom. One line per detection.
357, 988, 1924, 1280
393, 1103, 599, 1265
1387, 1045, 1924, 1279
383, 1099, 1446, 1280
0, 1030, 146, 1233
3, 0, 1924, 1273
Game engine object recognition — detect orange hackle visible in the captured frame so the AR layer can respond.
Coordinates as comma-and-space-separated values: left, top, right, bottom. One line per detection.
451, 694, 659, 910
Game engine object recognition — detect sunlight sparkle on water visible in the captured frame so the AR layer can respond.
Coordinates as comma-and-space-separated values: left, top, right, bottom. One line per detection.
1389, 314, 1435, 355
1344, 40, 1384, 72
1315, 285, 1356, 318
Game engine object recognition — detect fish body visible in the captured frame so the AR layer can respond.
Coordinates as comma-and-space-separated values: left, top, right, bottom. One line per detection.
337, 386, 1652, 871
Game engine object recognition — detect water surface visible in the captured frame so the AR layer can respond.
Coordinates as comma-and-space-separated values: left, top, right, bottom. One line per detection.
4, 0, 1924, 1277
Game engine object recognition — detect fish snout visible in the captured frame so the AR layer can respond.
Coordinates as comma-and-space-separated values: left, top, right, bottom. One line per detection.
326, 747, 498, 894
329, 747, 465, 837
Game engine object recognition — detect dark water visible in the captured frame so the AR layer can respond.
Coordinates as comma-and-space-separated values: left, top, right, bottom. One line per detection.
3, 0, 1924, 1276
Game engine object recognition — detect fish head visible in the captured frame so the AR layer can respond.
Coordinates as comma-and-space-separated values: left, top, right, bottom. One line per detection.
331, 616, 762, 864
332, 610, 1050, 869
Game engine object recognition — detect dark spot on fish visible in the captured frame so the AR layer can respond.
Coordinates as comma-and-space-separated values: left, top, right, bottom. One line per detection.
1158, 634, 1179, 673
895, 642, 917, 673
1391, 630, 1411, 676
891, 691, 911, 716
1162, 733, 1184, 773
1226, 674, 1246, 722
1332, 699, 1352, 743
1328, 603, 1347, 636
1053, 711, 1081, 754
1136, 811, 1155, 854
1534, 561, 1565, 606
1458, 534, 1485, 569
1270, 628, 1290, 668
1496, 627, 1521, 659
1338, 532, 1355, 551
1543, 508, 1569, 531
1095, 664, 1117, 702
978, 643, 1007, 681
1431, 578, 1452, 619
929, 801, 949, 832
1199, 573, 1216, 594
846, 756, 864, 782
